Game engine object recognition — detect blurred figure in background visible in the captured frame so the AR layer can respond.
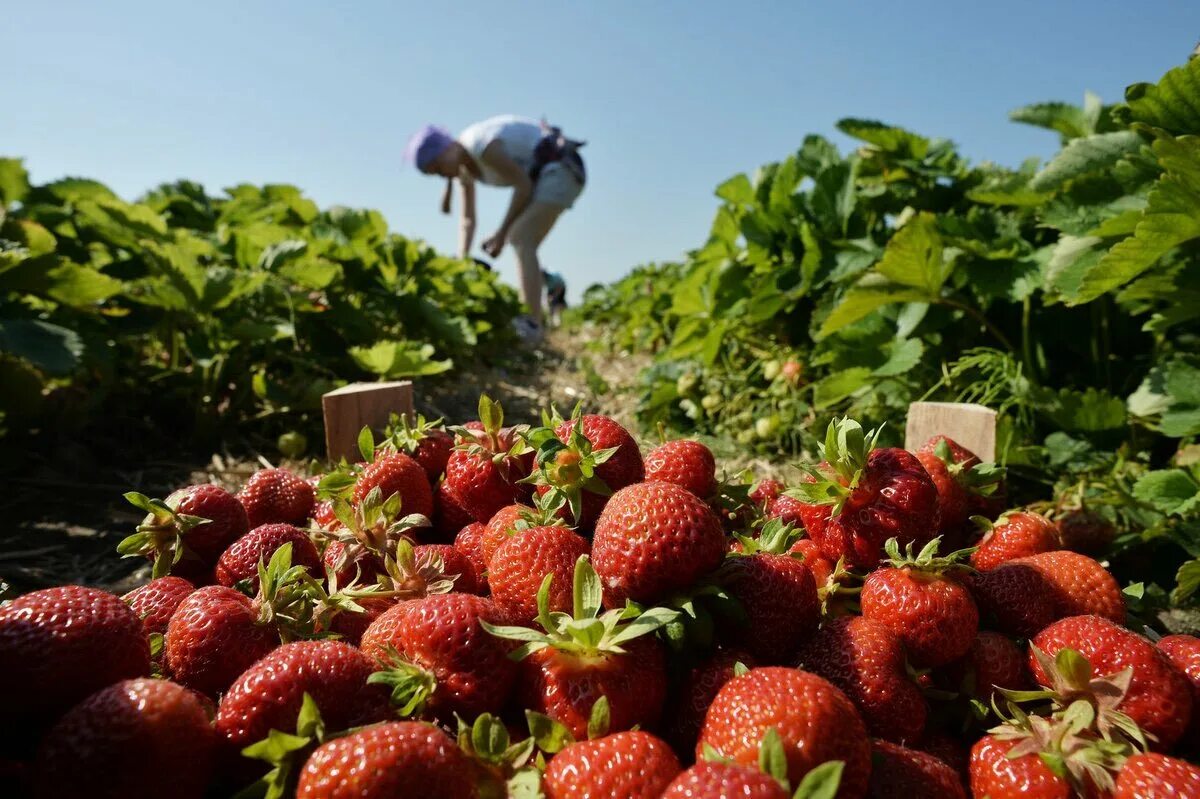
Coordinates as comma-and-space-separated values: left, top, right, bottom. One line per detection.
406, 116, 586, 344
543, 269, 568, 328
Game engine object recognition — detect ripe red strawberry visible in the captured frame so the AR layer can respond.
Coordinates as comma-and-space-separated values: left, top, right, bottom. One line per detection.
119, 484, 249, 582
750, 479, 783, 508
1056, 507, 1117, 555
939, 630, 1031, 702
295, 721, 476, 799
697, 667, 871, 798
532, 412, 645, 529
720, 552, 819, 664
866, 738, 966, 799
1030, 615, 1193, 751
1114, 752, 1200, 798
239, 467, 315, 527
353, 453, 434, 519
444, 397, 530, 522
489, 525, 590, 623
122, 576, 195, 635
311, 499, 339, 530
1157, 634, 1200, 747
165, 585, 281, 697
970, 511, 1060, 571
789, 538, 836, 591
914, 733, 969, 782
416, 543, 480, 594
667, 648, 755, 755
859, 538, 978, 667
644, 439, 717, 499
0, 586, 150, 728
454, 522, 490, 592
914, 435, 1005, 538
326, 596, 395, 646
360, 593, 517, 722
970, 551, 1124, 637
790, 419, 940, 570
660, 762, 788, 799
215, 640, 391, 753
481, 503, 534, 566
433, 480, 475, 538
32, 678, 214, 799
382, 412, 455, 483
592, 481, 726, 605
215, 523, 321, 588
797, 615, 927, 744
545, 731, 681, 799
766, 493, 806, 528
968, 733, 1074, 799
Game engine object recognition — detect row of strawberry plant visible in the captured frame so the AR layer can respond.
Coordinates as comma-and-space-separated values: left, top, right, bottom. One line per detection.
572, 56, 1200, 606
0, 170, 522, 451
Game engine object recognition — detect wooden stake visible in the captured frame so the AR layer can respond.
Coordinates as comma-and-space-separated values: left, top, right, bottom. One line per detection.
905, 402, 997, 461
322, 381, 414, 462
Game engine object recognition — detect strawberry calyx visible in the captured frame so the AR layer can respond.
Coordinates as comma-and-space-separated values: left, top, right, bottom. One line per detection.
117, 490, 213, 579
455, 712, 540, 799
480, 555, 679, 659
525, 696, 612, 753
379, 411, 446, 455
238, 692, 330, 799
322, 486, 431, 572
733, 518, 804, 555
253, 543, 325, 641
367, 646, 438, 717
449, 396, 531, 479
521, 405, 618, 525
931, 438, 1007, 498
784, 417, 883, 516
702, 728, 846, 798
881, 536, 977, 575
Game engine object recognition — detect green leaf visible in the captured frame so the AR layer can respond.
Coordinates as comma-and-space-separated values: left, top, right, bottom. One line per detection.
525, 710, 575, 754
811, 367, 872, 410
0, 318, 83, 375
573, 556, 602, 620
1173, 558, 1200, 604
873, 338, 924, 377
1132, 469, 1200, 516
357, 426, 375, 463
1030, 131, 1144, 192
587, 695, 610, 740
792, 761, 844, 799
1009, 101, 1093, 141
836, 119, 929, 158
758, 728, 789, 785
0, 255, 124, 307
1041, 387, 1127, 432
715, 174, 754, 205
348, 340, 453, 379
0, 158, 31, 207
1124, 57, 1200, 135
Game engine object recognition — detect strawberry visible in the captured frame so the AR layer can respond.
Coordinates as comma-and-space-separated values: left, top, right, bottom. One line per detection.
32, 678, 214, 799
454, 522, 490, 592
750, 479, 784, 508
444, 396, 531, 522
667, 648, 755, 755
859, 538, 979, 667
660, 762, 788, 799
489, 525, 590, 623
481, 503, 535, 566
122, 575, 195, 635
529, 411, 645, 529
719, 552, 819, 664
644, 439, 717, 499
381, 412, 455, 483
939, 630, 1031, 703
433, 480, 476, 538
797, 615, 928, 744
789, 538, 837, 593
360, 593, 517, 722
354, 452, 434, 518
866, 738, 965, 798
215, 523, 321, 588
1030, 615, 1193, 751
544, 730, 681, 799
592, 481, 726, 605
416, 543, 480, 594
1114, 752, 1200, 798
968, 731, 1075, 799
311, 499, 339, 531
696, 667, 871, 798
325, 596, 395, 646
970, 551, 1124, 637
0, 585, 150, 729
1157, 634, 1200, 747
970, 511, 1061, 571
766, 493, 807, 528
118, 484, 249, 581
914, 435, 1005, 538
1056, 507, 1117, 556
215, 639, 391, 756
484, 556, 674, 739
788, 419, 940, 570
319, 488, 431, 585
295, 721, 476, 799
239, 467, 315, 527
914, 733, 969, 782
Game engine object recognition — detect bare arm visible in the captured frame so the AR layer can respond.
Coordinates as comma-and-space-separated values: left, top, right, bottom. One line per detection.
479, 140, 533, 255
458, 173, 476, 258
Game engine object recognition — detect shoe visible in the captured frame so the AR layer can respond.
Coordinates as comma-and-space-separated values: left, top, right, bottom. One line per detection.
512, 315, 545, 345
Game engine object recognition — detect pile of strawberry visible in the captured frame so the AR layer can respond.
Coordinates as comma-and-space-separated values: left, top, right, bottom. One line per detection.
3, 399, 1199, 799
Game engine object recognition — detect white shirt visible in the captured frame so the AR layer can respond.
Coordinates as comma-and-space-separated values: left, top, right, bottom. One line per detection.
458, 115, 543, 186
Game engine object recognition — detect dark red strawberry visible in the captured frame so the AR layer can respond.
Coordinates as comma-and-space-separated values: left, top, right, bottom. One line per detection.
798, 615, 927, 744
867, 738, 965, 798
644, 439, 717, 499
295, 721, 476, 799
750, 479, 783, 508
860, 538, 978, 667
1157, 634, 1200, 748
915, 435, 1005, 538
454, 522, 490, 592
32, 678, 214, 799
1114, 752, 1200, 798
118, 484, 249, 582
382, 412, 455, 483
1030, 615, 1193, 751
353, 453, 434, 519
444, 396, 530, 522
239, 468, 315, 527
720, 552, 819, 664
215, 523, 320, 588
489, 525, 590, 623
1055, 507, 1116, 556
697, 667, 871, 798
122, 576, 195, 635
970, 511, 1060, 571
360, 593, 517, 722
667, 648, 755, 755
433, 480, 475, 538
789, 419, 940, 570
0, 586, 150, 729
766, 493, 806, 528
939, 630, 1031, 703
326, 596, 395, 646
544, 731, 681, 799
592, 481, 726, 605
660, 762, 788, 799
970, 551, 1124, 637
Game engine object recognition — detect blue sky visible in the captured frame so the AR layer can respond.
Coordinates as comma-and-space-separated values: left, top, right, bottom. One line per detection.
7, 2, 1198, 302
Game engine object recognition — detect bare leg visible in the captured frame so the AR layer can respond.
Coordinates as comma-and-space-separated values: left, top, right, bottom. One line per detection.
507, 201, 563, 325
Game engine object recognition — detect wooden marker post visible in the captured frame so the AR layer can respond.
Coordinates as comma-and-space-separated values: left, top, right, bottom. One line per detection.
904, 402, 997, 461
322, 381, 415, 462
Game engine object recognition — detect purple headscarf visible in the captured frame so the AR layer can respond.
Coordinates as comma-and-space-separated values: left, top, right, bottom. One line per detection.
404, 124, 454, 171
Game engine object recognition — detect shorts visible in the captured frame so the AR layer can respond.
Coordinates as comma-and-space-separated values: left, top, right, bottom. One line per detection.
533, 159, 585, 209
